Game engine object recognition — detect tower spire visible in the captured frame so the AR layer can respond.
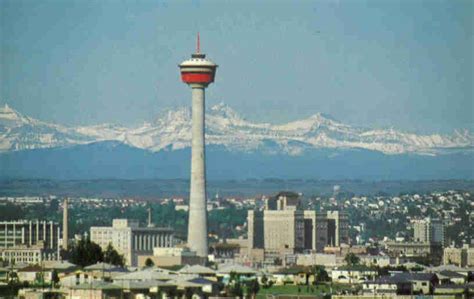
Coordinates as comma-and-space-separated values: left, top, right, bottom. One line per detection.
196, 32, 200, 54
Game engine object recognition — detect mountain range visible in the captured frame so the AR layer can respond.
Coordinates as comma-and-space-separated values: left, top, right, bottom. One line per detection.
1, 103, 473, 180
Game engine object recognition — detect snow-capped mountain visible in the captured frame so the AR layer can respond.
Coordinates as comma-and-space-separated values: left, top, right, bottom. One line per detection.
0, 103, 472, 155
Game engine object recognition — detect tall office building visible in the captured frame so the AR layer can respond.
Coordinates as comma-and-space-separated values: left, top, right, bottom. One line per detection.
90, 219, 174, 266
413, 218, 445, 246
262, 209, 305, 254
247, 210, 264, 250
326, 211, 350, 246
247, 192, 328, 256
303, 211, 328, 252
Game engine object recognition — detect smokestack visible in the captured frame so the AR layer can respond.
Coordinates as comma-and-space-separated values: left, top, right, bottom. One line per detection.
62, 198, 68, 250
147, 206, 155, 228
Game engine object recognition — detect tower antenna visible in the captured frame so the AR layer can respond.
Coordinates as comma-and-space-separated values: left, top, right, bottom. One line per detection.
196, 32, 200, 54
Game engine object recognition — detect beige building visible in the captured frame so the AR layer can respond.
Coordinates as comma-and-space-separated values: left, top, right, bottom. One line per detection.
385, 241, 442, 263
264, 209, 305, 253
443, 246, 467, 266
468, 247, 474, 266
137, 247, 203, 267
326, 211, 349, 246
247, 209, 305, 254
90, 219, 174, 266
248, 192, 333, 263
443, 245, 474, 267
0, 244, 45, 264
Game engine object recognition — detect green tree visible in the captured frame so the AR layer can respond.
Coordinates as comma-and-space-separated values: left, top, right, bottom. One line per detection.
51, 269, 60, 288
70, 238, 104, 267
145, 258, 155, 267
7, 271, 18, 285
35, 272, 45, 285
344, 253, 360, 266
245, 279, 260, 299
226, 272, 243, 298
103, 243, 125, 267
311, 265, 329, 283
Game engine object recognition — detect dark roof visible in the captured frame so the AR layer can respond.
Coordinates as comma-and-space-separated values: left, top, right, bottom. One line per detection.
368, 276, 410, 284
438, 270, 465, 279
436, 284, 467, 290
275, 266, 310, 275
18, 265, 43, 272
393, 272, 437, 281
187, 277, 215, 285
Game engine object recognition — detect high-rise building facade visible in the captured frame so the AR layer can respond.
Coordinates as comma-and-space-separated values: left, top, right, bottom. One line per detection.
326, 211, 349, 246
247, 192, 328, 259
263, 210, 305, 253
90, 219, 174, 266
303, 211, 328, 252
413, 218, 445, 246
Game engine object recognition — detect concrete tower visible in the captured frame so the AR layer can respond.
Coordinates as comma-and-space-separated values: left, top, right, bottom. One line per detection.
179, 34, 217, 257
62, 198, 68, 250
147, 206, 155, 228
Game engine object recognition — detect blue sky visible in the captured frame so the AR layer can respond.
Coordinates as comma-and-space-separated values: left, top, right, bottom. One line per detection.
1, 0, 472, 133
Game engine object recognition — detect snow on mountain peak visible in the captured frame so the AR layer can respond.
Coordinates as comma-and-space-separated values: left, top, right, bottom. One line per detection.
209, 103, 243, 121
0, 103, 30, 126
0, 103, 472, 155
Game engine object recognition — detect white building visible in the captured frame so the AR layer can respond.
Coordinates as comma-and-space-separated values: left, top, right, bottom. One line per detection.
90, 219, 174, 266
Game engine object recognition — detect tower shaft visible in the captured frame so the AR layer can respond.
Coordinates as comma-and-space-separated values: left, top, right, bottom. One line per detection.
188, 86, 208, 257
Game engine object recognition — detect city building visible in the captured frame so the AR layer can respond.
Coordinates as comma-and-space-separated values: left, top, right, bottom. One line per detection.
443, 244, 474, 267
0, 244, 46, 264
443, 246, 468, 267
90, 219, 174, 266
385, 241, 443, 263
468, 247, 474, 267
262, 209, 305, 254
326, 211, 350, 246
0, 220, 61, 261
247, 210, 264, 250
303, 211, 328, 252
137, 247, 202, 267
247, 193, 306, 256
179, 34, 217, 258
247, 192, 333, 264
413, 218, 445, 246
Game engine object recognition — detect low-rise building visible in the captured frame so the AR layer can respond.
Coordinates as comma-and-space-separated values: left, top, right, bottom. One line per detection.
443, 246, 468, 266
0, 244, 46, 264
90, 219, 174, 266
363, 276, 412, 295
137, 247, 203, 267
331, 265, 377, 284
